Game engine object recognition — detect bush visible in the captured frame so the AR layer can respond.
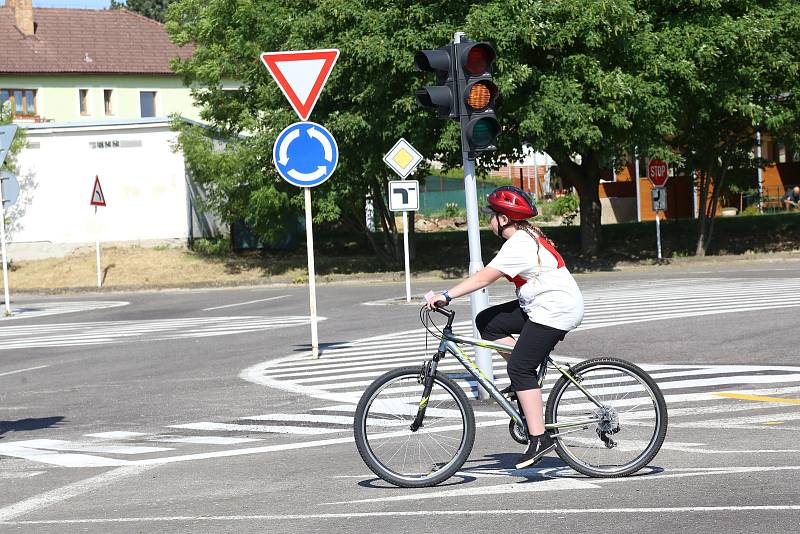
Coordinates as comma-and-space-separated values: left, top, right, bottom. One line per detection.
191, 238, 231, 257
443, 202, 462, 218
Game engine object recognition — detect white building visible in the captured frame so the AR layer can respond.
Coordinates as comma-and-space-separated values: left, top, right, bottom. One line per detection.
6, 118, 222, 260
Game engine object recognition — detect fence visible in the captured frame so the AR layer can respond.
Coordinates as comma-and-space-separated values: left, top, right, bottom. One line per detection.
418, 175, 497, 215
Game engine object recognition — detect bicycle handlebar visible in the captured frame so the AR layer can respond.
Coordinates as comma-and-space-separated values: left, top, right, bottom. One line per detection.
432, 305, 455, 329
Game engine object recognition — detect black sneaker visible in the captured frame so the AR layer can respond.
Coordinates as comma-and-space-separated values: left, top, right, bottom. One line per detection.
515, 433, 556, 469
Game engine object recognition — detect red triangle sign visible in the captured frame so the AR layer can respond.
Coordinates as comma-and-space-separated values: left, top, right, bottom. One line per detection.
90, 175, 106, 207
260, 49, 339, 121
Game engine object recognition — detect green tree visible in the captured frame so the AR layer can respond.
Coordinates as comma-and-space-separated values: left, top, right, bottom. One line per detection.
468, 0, 675, 255
644, 0, 800, 255
110, 0, 175, 23
166, 0, 475, 264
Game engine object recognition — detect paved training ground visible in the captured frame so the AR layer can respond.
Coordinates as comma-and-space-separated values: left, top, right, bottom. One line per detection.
3, 277, 799, 470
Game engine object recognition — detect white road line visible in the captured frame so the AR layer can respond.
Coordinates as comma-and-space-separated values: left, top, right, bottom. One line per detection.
5, 505, 800, 525
0, 301, 129, 321
7, 439, 173, 455
326, 477, 601, 504
0, 365, 49, 377
202, 295, 289, 311
151, 437, 263, 445
0, 465, 153, 522
84, 431, 148, 439
0, 472, 45, 479
168, 422, 344, 435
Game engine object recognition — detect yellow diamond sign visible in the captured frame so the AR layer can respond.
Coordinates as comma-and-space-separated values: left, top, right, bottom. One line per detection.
383, 138, 423, 178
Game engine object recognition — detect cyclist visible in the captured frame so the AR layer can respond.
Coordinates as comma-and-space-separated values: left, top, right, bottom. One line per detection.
426, 185, 584, 469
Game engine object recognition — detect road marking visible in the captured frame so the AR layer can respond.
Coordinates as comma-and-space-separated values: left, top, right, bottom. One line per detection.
0, 365, 49, 377
5, 439, 173, 455
0, 301, 129, 321
4, 506, 800, 525
715, 393, 800, 405
151, 437, 263, 445
0, 471, 45, 479
84, 431, 148, 439
202, 295, 289, 311
0, 465, 153, 522
168, 422, 343, 435
324, 477, 601, 504
0, 315, 324, 351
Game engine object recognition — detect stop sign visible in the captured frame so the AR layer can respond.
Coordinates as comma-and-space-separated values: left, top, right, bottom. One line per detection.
648, 159, 669, 187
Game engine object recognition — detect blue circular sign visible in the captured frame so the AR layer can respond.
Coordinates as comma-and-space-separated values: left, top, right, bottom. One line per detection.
273, 121, 338, 188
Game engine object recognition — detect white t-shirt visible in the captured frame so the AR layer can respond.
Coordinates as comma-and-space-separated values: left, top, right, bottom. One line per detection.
487, 230, 584, 331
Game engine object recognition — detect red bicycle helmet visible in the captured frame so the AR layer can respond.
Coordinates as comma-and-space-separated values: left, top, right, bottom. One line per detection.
482, 186, 537, 220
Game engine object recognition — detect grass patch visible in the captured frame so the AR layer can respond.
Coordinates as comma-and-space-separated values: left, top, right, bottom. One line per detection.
8, 213, 800, 291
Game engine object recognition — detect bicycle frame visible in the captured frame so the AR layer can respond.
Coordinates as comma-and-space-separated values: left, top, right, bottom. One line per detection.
424, 307, 603, 435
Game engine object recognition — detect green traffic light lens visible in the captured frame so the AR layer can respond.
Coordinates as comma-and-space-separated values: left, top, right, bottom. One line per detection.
472, 118, 499, 147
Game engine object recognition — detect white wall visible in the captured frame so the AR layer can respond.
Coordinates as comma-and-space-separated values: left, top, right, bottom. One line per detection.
7, 121, 194, 259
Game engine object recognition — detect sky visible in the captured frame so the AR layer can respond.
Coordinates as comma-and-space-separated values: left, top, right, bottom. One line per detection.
1, 1, 115, 8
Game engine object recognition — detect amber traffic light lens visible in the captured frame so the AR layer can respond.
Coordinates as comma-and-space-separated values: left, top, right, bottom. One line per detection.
467, 81, 494, 110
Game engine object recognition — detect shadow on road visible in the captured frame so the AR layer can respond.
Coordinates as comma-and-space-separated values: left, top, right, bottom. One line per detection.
0, 416, 65, 439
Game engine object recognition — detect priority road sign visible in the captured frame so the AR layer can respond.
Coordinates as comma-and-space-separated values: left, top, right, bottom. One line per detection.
648, 159, 669, 188
388, 180, 419, 211
383, 138, 423, 179
273, 121, 338, 188
90, 175, 106, 207
260, 49, 340, 121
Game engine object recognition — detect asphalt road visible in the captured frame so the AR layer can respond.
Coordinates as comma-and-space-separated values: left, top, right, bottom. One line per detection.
1, 257, 799, 533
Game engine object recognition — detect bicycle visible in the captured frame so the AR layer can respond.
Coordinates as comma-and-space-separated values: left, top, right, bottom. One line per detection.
353, 305, 668, 488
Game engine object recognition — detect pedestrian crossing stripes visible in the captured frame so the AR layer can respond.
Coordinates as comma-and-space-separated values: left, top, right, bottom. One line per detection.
2, 382, 799, 468
0, 315, 325, 351
0, 301, 129, 321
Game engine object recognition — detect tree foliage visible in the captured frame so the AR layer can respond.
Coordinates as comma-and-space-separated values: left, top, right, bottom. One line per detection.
165, 0, 800, 259
643, 0, 800, 255
111, 0, 176, 23
166, 0, 478, 264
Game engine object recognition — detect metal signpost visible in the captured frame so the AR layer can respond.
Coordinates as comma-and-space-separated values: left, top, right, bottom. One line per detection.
414, 32, 501, 395
648, 159, 669, 261
90, 175, 107, 287
387, 179, 420, 302
0, 125, 19, 316
384, 138, 423, 302
262, 49, 340, 359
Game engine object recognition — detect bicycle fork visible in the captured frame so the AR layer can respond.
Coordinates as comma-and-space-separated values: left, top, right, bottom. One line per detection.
410, 353, 442, 432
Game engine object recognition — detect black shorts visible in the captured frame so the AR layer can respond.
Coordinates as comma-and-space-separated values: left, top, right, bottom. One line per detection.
476, 300, 568, 391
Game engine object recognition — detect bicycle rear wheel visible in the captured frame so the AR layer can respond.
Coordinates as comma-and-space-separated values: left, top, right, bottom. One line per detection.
354, 366, 475, 488
545, 357, 668, 477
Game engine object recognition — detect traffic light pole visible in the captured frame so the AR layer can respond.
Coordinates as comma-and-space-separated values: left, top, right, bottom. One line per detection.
455, 31, 494, 398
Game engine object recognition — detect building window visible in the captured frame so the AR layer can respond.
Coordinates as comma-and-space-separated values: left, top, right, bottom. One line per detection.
79, 89, 89, 115
1, 88, 37, 117
140, 91, 156, 118
104, 89, 113, 115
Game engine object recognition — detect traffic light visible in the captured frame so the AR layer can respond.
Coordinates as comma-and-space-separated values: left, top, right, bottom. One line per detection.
456, 40, 500, 154
414, 46, 457, 120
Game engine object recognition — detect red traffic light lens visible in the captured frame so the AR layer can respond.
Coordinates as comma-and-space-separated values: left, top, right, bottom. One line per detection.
465, 45, 492, 75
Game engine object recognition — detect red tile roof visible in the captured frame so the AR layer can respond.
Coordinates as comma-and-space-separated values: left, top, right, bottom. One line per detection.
0, 7, 193, 75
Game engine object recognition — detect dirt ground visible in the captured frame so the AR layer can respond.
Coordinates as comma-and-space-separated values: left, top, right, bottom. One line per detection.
6, 243, 800, 295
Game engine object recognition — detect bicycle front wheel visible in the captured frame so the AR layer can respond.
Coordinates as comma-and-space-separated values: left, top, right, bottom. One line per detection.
545, 357, 668, 477
354, 366, 475, 488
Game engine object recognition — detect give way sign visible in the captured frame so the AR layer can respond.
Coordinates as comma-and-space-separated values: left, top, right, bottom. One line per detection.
648, 159, 669, 188
260, 49, 339, 121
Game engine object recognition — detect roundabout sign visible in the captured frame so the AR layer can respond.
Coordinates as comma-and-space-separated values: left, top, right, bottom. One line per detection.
273, 121, 338, 187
